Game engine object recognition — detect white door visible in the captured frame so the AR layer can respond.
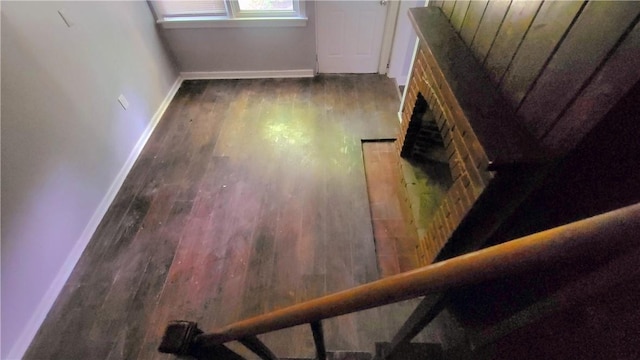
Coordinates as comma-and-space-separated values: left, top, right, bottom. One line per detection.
316, 0, 389, 73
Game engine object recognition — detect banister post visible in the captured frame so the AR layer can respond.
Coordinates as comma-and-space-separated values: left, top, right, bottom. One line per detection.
378, 293, 447, 360
310, 320, 327, 360
158, 320, 246, 359
158, 320, 202, 356
239, 335, 279, 360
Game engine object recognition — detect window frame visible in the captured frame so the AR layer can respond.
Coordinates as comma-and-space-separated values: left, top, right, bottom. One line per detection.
150, 0, 307, 29
229, 0, 301, 18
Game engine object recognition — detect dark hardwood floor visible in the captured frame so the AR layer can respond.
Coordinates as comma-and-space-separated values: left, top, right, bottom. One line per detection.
25, 75, 437, 360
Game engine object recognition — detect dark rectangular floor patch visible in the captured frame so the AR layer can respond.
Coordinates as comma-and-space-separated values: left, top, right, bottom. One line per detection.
362, 140, 421, 277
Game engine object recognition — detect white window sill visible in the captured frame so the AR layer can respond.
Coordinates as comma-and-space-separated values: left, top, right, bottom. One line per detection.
158, 16, 308, 29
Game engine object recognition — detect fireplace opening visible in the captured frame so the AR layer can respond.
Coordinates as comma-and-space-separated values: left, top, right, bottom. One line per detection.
401, 92, 453, 189
398, 92, 453, 241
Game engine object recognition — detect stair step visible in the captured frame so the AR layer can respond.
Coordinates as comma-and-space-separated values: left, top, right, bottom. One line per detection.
281, 351, 372, 360
375, 342, 443, 360
280, 343, 442, 360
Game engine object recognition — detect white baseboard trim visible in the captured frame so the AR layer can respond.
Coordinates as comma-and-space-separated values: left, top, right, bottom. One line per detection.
397, 111, 403, 124
6, 76, 183, 360
180, 69, 315, 80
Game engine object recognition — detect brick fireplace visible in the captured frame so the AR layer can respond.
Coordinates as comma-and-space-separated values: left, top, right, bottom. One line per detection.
398, 7, 545, 266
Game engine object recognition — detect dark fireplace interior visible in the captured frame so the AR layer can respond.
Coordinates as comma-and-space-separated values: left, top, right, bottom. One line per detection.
397, 92, 454, 241
401, 92, 448, 165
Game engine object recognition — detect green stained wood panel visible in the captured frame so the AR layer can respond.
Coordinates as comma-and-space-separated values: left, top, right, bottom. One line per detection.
459, 0, 489, 46
500, 1, 585, 109
484, 0, 542, 85
442, 0, 457, 19
450, 0, 471, 32
517, 1, 640, 140
471, 0, 512, 63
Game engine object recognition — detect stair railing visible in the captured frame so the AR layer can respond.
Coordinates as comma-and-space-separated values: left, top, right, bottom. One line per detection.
158, 203, 640, 360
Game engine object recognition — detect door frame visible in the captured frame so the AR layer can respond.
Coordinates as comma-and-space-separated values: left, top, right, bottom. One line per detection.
314, 0, 401, 74
378, 0, 401, 74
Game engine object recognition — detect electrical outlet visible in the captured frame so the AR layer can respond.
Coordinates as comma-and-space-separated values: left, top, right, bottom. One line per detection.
118, 94, 129, 110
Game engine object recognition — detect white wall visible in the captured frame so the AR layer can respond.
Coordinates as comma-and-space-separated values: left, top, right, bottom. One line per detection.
388, 0, 423, 86
161, 1, 316, 74
0, 1, 178, 358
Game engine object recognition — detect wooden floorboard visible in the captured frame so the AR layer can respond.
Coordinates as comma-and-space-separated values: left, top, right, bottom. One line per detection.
25, 75, 433, 360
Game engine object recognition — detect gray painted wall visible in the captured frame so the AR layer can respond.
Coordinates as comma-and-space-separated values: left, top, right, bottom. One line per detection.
161, 1, 317, 73
1, 1, 177, 357
388, 0, 423, 86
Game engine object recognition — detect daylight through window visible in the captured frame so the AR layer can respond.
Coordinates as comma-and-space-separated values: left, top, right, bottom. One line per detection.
152, 0, 305, 23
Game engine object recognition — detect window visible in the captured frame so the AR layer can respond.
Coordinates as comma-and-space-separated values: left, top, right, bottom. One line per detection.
150, 0, 307, 28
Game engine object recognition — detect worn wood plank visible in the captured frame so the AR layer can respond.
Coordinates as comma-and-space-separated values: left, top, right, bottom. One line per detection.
499, 0, 585, 109
517, 1, 640, 140
89, 186, 180, 356
459, 0, 488, 46
450, 0, 470, 32
542, 18, 640, 154
126, 200, 195, 359
470, 0, 512, 63
441, 0, 457, 19
484, 0, 542, 85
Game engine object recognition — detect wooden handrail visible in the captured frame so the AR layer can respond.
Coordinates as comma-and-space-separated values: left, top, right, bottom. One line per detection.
191, 203, 640, 347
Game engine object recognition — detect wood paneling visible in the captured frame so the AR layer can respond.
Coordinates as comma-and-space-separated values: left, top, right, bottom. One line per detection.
484, 0, 542, 85
500, 0, 585, 108
470, 0, 512, 63
459, 0, 488, 46
424, 0, 640, 155
441, 0, 457, 18
516, 1, 640, 141
543, 19, 640, 153
449, 0, 470, 32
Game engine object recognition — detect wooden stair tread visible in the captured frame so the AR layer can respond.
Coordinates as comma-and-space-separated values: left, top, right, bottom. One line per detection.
375, 342, 443, 360
280, 343, 443, 360
281, 351, 372, 360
